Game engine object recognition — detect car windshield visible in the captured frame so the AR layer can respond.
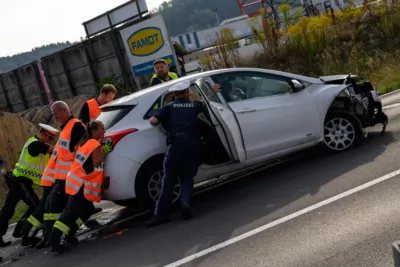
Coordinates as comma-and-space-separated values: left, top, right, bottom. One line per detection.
97, 105, 135, 130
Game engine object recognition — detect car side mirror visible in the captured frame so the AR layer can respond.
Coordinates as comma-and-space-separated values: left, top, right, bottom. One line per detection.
291, 79, 305, 92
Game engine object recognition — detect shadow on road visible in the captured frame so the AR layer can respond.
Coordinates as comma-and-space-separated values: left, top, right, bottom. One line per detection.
1, 129, 395, 267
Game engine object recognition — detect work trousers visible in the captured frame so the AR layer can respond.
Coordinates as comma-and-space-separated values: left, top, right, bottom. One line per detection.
50, 187, 93, 249
154, 135, 201, 220
41, 179, 70, 241
22, 185, 52, 238
0, 175, 39, 237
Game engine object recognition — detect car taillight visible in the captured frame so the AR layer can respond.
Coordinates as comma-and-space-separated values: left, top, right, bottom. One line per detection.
103, 128, 138, 147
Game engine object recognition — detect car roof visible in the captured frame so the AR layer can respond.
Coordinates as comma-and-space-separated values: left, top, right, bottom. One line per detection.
101, 68, 320, 108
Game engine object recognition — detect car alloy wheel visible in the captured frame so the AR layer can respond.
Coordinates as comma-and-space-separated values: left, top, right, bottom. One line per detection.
324, 117, 356, 151
147, 170, 181, 203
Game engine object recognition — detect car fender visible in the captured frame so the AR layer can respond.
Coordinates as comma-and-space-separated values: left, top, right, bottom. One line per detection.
306, 83, 351, 131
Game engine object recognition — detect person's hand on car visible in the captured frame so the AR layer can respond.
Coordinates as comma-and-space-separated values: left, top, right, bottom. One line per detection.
211, 84, 222, 93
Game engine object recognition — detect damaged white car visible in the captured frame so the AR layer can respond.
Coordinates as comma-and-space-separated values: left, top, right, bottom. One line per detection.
97, 68, 388, 208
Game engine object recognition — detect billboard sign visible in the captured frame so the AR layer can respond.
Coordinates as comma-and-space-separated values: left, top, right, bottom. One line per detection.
119, 15, 177, 77
83, 0, 148, 38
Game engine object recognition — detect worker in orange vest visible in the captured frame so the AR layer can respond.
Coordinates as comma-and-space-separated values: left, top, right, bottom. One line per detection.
78, 84, 116, 227
79, 84, 117, 124
50, 120, 106, 253
34, 101, 86, 249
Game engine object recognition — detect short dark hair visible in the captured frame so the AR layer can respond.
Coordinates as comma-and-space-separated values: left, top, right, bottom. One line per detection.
100, 84, 117, 95
153, 59, 168, 67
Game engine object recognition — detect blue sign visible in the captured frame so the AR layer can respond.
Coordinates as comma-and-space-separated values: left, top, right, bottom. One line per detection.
132, 54, 176, 76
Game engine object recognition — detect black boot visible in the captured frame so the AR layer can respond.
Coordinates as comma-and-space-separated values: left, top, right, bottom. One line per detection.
66, 237, 79, 249
50, 229, 66, 253
0, 237, 11, 247
181, 203, 193, 220
50, 241, 66, 254
145, 217, 170, 228
21, 236, 41, 247
36, 221, 52, 249
21, 226, 40, 247
35, 238, 50, 249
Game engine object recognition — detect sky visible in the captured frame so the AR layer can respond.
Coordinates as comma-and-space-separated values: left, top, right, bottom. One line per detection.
0, 0, 165, 57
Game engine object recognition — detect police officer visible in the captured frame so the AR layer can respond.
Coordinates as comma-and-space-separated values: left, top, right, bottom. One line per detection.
79, 84, 117, 124
36, 101, 86, 249
149, 59, 179, 86
0, 124, 58, 247
146, 80, 211, 227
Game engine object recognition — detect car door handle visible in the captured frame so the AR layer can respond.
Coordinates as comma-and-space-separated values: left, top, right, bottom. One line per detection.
238, 108, 257, 114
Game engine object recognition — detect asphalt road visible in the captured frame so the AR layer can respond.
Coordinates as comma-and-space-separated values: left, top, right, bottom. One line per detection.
2, 91, 400, 267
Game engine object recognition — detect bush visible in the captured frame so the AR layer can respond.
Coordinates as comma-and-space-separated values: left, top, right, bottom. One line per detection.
200, 2, 400, 93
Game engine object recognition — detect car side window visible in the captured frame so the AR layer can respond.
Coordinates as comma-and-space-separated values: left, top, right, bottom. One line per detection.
195, 80, 221, 103
211, 72, 293, 102
143, 96, 162, 119
188, 84, 213, 126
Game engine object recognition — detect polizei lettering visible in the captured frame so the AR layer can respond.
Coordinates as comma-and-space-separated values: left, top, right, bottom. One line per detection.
132, 34, 160, 50
173, 103, 195, 108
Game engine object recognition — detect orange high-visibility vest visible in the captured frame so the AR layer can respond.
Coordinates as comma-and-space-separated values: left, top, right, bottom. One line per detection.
53, 118, 85, 181
65, 139, 103, 203
85, 99, 101, 121
41, 147, 58, 187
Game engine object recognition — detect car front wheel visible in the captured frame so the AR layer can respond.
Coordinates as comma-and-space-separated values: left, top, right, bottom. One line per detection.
323, 110, 363, 152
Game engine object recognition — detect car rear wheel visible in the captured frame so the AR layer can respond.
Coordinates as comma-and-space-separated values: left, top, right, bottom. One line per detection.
323, 111, 363, 152
136, 157, 181, 210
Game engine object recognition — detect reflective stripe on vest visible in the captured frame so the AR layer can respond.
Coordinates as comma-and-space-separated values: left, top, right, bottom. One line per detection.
12, 136, 50, 185
65, 139, 104, 203
53, 118, 85, 181
150, 72, 179, 85
41, 146, 57, 186
86, 99, 101, 121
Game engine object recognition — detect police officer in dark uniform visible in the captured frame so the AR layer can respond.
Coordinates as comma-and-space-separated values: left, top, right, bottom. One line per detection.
146, 80, 211, 227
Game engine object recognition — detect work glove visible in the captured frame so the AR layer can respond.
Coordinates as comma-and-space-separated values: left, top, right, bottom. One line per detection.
102, 142, 113, 157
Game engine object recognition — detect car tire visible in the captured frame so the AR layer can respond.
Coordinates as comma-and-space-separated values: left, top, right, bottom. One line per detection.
136, 157, 182, 210
323, 110, 363, 152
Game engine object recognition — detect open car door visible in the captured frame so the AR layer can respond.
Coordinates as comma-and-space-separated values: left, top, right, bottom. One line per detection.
193, 78, 246, 162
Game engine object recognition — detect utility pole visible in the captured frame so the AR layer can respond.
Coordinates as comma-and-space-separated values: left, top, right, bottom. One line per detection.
213, 9, 220, 25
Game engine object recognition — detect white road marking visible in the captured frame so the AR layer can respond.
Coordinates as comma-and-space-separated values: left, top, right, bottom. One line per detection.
164, 168, 400, 267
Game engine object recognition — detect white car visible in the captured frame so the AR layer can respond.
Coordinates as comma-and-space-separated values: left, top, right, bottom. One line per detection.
97, 68, 388, 208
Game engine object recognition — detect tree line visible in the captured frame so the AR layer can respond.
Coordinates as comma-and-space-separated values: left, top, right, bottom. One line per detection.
0, 42, 74, 74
